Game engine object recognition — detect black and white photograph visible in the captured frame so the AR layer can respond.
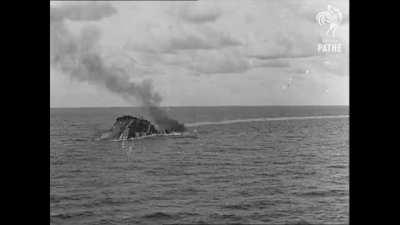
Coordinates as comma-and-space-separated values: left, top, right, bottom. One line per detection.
50, 0, 349, 224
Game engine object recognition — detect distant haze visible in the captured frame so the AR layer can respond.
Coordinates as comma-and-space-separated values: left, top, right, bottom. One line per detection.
50, 0, 349, 107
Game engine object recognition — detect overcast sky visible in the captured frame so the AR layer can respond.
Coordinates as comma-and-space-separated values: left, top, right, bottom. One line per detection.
50, 0, 349, 107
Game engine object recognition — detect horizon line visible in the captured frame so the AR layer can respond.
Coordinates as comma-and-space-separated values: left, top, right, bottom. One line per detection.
50, 104, 349, 109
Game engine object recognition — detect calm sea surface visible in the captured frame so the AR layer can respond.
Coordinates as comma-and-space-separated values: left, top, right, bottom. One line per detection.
50, 106, 349, 225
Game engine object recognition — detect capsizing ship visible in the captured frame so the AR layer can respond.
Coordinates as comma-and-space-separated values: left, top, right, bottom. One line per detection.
98, 115, 192, 141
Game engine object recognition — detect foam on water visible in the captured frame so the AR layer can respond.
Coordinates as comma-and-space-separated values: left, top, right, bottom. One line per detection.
109, 132, 198, 142
185, 114, 349, 127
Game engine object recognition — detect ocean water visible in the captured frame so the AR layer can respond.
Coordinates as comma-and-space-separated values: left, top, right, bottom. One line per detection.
50, 106, 349, 225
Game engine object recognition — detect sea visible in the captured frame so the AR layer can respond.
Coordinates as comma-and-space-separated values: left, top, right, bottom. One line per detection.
50, 106, 349, 225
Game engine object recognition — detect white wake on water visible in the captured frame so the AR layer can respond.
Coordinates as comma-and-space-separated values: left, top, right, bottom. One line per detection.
109, 132, 198, 142
185, 115, 349, 127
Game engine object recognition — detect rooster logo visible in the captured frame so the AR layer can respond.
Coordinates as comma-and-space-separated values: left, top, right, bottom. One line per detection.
316, 5, 342, 37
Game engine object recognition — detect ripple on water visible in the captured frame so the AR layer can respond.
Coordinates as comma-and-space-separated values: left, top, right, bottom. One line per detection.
141, 211, 201, 221
51, 109, 348, 225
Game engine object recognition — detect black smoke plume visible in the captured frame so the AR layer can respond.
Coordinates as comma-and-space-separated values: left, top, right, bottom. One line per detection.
50, 2, 185, 131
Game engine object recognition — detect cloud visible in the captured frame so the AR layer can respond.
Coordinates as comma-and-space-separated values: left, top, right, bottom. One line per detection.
178, 6, 221, 23
166, 30, 241, 52
188, 52, 250, 74
139, 48, 249, 75
124, 0, 347, 78
249, 53, 314, 61
168, 1, 222, 24
51, 0, 349, 107
290, 68, 311, 75
254, 60, 291, 68
245, 29, 321, 62
137, 48, 296, 75
290, 55, 349, 77
124, 0, 343, 76
172, 51, 294, 75
128, 26, 242, 53
279, 0, 349, 25
50, 2, 117, 22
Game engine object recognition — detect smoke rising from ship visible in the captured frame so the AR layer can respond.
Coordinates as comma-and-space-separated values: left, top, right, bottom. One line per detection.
50, 2, 185, 131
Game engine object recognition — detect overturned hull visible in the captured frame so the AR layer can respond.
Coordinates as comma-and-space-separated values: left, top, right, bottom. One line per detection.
99, 115, 186, 140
